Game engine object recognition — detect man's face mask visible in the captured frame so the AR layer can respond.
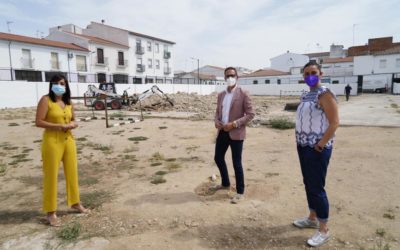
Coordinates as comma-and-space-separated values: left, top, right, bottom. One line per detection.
226, 76, 237, 87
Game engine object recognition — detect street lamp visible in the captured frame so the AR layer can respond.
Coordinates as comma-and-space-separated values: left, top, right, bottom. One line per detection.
190, 57, 200, 84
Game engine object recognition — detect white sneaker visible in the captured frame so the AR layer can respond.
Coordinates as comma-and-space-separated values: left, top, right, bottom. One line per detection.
307, 230, 330, 247
231, 194, 244, 204
293, 217, 319, 229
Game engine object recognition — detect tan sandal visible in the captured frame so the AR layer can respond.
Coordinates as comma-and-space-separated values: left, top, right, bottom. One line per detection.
71, 204, 91, 214
46, 215, 61, 227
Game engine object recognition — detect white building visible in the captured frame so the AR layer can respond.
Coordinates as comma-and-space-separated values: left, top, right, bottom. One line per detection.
239, 69, 298, 85
46, 26, 130, 83
84, 21, 175, 84
270, 51, 309, 72
0, 32, 89, 82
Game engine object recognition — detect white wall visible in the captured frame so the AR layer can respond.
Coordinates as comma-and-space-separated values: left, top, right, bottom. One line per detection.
393, 83, 400, 94
0, 81, 358, 108
270, 53, 309, 72
354, 54, 400, 75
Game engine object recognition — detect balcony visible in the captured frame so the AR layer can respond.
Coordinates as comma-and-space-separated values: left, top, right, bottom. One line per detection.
136, 64, 146, 73
76, 63, 87, 72
136, 46, 145, 55
163, 51, 171, 59
116, 59, 129, 68
164, 67, 171, 75
20, 58, 35, 69
50, 60, 61, 70
95, 57, 108, 66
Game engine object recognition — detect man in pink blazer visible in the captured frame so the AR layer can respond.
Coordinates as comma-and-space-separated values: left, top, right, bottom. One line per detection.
214, 67, 255, 204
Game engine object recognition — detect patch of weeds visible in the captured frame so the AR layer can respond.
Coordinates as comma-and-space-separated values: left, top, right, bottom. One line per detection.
76, 137, 87, 142
57, 221, 81, 242
179, 156, 201, 162
0, 164, 6, 176
151, 152, 165, 161
17, 176, 42, 187
11, 153, 28, 159
22, 148, 33, 153
159, 126, 168, 130
270, 118, 295, 129
165, 158, 176, 162
376, 228, 386, 237
151, 175, 166, 184
92, 144, 113, 153
372, 240, 391, 250
9, 153, 31, 166
33, 139, 42, 143
3, 146, 18, 150
80, 190, 112, 209
124, 154, 138, 161
186, 145, 199, 153
80, 176, 99, 186
116, 163, 135, 171
128, 136, 148, 142
155, 170, 168, 176
167, 162, 182, 171
109, 112, 124, 118
123, 146, 139, 153
112, 130, 125, 135
390, 103, 398, 109
265, 172, 279, 178
383, 213, 395, 220
151, 162, 162, 167
8, 123, 19, 126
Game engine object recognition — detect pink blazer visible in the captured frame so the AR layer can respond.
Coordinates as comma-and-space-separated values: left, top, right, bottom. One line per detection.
215, 87, 255, 140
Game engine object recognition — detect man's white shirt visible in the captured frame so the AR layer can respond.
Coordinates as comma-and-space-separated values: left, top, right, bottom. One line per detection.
221, 86, 236, 125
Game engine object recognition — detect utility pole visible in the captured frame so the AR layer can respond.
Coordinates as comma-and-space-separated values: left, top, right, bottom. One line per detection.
190, 57, 200, 84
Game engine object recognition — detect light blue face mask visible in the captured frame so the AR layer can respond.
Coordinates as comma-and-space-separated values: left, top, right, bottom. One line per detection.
51, 84, 66, 96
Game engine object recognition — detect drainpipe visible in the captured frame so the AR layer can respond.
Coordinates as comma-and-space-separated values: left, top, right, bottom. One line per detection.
8, 40, 13, 80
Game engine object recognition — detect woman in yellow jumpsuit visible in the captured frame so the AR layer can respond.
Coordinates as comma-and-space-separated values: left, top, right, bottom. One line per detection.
36, 74, 89, 226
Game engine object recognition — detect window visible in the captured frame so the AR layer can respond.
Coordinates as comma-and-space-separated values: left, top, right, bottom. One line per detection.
78, 75, 86, 83
118, 51, 124, 65
155, 59, 160, 69
155, 43, 159, 53
137, 58, 142, 65
45, 71, 67, 82
51, 52, 59, 70
148, 59, 153, 69
113, 74, 128, 83
277, 79, 281, 84
133, 77, 142, 84
332, 80, 339, 84
298, 80, 305, 84
15, 70, 42, 82
253, 80, 258, 84
265, 79, 270, 84
147, 41, 152, 52
97, 48, 104, 64
379, 59, 387, 69
76, 55, 87, 71
396, 58, 400, 68
145, 78, 154, 83
22, 49, 33, 68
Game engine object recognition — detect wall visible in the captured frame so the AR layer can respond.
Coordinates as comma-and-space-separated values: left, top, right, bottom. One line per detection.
0, 81, 357, 109
270, 53, 309, 72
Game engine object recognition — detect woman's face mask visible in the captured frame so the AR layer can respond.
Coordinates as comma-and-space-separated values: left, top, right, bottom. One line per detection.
51, 84, 66, 96
304, 75, 319, 87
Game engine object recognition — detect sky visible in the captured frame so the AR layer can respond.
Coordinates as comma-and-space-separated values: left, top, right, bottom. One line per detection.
1, 0, 399, 72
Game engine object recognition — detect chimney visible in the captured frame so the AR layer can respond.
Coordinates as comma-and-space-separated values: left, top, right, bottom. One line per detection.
101, 19, 105, 24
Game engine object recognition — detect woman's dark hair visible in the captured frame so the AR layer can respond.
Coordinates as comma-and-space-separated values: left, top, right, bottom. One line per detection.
303, 61, 322, 72
48, 74, 71, 105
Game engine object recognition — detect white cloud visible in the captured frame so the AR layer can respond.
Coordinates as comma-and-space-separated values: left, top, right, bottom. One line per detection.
5, 0, 400, 71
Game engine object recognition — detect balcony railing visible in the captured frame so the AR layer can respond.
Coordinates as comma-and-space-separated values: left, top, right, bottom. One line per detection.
164, 67, 171, 75
95, 57, 108, 66
163, 51, 171, 59
136, 64, 145, 72
76, 63, 87, 72
50, 60, 61, 70
116, 59, 129, 68
136, 46, 145, 55
21, 58, 35, 69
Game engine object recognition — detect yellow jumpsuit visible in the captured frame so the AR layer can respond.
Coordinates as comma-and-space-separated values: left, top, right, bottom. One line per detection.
41, 98, 80, 212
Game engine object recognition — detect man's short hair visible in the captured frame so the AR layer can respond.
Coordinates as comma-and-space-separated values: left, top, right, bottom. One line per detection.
224, 67, 238, 76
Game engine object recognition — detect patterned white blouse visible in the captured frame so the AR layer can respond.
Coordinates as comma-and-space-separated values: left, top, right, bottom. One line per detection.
295, 86, 337, 148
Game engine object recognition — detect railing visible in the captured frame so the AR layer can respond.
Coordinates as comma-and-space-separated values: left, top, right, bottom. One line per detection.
116, 59, 129, 68
136, 64, 145, 72
20, 58, 35, 69
164, 67, 171, 74
95, 57, 109, 66
136, 46, 145, 55
164, 51, 171, 59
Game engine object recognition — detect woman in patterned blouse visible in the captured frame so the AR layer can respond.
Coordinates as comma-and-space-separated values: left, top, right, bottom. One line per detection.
293, 61, 339, 247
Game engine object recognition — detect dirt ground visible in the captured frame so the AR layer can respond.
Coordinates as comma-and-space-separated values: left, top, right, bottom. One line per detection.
0, 94, 399, 250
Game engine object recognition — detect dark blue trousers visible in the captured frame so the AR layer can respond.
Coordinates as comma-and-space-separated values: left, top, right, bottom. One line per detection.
297, 145, 332, 222
214, 130, 244, 194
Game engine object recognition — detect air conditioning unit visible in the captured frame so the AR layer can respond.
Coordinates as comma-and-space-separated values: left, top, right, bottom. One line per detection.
68, 53, 74, 59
